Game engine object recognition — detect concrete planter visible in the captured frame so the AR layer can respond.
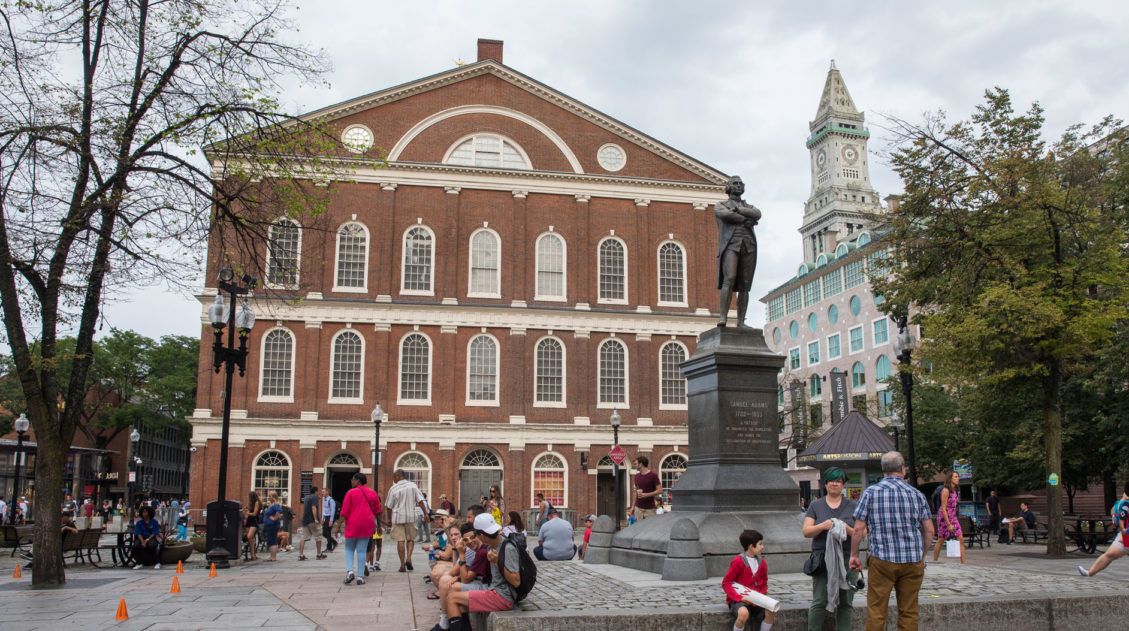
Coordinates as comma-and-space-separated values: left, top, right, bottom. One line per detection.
190, 534, 208, 554
161, 541, 194, 565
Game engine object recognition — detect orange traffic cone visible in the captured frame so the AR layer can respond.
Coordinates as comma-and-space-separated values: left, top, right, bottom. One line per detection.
115, 599, 129, 621
176, 560, 184, 574
11, 564, 21, 579
170, 575, 181, 594
208, 562, 217, 578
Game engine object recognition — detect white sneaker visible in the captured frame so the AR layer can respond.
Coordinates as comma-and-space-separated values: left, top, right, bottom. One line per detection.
154, 563, 161, 569
133, 564, 142, 570
1078, 566, 1089, 576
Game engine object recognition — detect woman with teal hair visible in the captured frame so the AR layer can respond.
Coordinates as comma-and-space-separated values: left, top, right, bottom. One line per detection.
800, 467, 860, 631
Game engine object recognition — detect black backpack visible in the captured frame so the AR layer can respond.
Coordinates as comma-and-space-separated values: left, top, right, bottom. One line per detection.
498, 533, 537, 602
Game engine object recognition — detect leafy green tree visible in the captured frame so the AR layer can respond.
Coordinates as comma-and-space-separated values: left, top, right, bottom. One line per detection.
876, 89, 1127, 555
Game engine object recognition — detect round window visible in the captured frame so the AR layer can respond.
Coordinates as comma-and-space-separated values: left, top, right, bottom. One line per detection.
789, 320, 799, 340
772, 328, 782, 345
849, 295, 862, 317
341, 124, 374, 153
828, 304, 839, 325
807, 313, 818, 333
597, 144, 626, 172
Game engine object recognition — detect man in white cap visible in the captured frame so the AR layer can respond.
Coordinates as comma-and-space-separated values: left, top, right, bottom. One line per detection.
443, 513, 521, 631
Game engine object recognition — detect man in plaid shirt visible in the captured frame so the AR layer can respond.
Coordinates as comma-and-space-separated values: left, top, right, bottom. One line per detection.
849, 452, 933, 631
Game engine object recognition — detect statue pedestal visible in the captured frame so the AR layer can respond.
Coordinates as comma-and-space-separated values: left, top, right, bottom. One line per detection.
600, 327, 810, 577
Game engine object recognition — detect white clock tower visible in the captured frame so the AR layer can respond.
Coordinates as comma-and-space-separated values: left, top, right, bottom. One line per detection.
801, 61, 882, 262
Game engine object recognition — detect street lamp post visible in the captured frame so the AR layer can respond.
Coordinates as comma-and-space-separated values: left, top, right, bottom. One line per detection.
128, 428, 141, 519
891, 315, 918, 487
371, 403, 383, 492
205, 266, 257, 569
9, 413, 29, 525
611, 409, 623, 532
889, 411, 902, 453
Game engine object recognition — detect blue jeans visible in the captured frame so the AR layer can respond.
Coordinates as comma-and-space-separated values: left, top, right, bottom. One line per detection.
343, 537, 369, 576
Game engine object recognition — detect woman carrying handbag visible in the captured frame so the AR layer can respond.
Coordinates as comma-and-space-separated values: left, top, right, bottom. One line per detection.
932, 470, 966, 563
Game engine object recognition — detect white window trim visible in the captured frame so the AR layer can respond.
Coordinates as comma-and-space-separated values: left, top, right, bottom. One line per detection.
596, 338, 630, 409
529, 451, 569, 508
331, 221, 370, 293
328, 329, 365, 405
596, 236, 629, 305
534, 231, 568, 302
826, 333, 842, 360
397, 331, 433, 406
467, 227, 502, 299
871, 316, 890, 348
442, 132, 533, 170
465, 333, 501, 407
806, 339, 821, 367
787, 345, 801, 371
656, 240, 689, 307
851, 361, 867, 391
265, 218, 302, 291
658, 341, 689, 411
848, 325, 865, 355
875, 355, 893, 382
533, 335, 567, 408
809, 376, 824, 400
400, 224, 436, 297
250, 448, 293, 502
394, 451, 433, 500
257, 326, 296, 403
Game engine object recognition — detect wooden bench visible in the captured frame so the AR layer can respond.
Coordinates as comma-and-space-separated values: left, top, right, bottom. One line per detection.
0, 525, 32, 557
960, 515, 991, 549
1018, 519, 1049, 544
61, 528, 104, 565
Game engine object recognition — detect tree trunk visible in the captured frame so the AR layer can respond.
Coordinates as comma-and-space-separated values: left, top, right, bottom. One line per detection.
1044, 360, 1066, 557
31, 437, 67, 585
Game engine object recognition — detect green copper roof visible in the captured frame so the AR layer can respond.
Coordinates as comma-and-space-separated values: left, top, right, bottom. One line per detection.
806, 123, 871, 148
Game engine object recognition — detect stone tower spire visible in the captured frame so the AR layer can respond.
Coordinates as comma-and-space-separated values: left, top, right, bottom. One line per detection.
799, 62, 881, 263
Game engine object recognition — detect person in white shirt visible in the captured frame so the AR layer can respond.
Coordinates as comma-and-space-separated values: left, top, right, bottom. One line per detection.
384, 469, 427, 573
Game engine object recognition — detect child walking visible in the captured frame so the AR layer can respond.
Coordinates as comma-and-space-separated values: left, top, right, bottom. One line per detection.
721, 529, 775, 631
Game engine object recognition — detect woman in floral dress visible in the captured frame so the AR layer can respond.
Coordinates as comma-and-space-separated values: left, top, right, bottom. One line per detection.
932, 470, 965, 563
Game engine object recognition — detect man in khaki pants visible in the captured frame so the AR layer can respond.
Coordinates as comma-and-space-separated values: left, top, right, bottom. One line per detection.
849, 452, 933, 631
384, 469, 427, 572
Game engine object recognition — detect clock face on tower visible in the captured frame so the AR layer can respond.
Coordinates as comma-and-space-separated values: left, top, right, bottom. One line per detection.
842, 145, 859, 164
816, 149, 827, 169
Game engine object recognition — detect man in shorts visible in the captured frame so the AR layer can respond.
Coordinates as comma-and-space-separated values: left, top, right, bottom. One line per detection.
298, 486, 325, 561
443, 514, 521, 631
385, 469, 427, 572
1080, 484, 1129, 577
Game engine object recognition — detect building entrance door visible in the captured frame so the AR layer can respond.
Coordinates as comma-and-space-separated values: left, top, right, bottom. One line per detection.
459, 449, 503, 514
325, 453, 360, 517
596, 471, 626, 522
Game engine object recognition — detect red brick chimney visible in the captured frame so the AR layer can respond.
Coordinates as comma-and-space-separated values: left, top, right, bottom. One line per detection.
477, 38, 503, 64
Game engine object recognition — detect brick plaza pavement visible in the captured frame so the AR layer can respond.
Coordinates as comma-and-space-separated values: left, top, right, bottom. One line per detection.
0, 537, 1127, 630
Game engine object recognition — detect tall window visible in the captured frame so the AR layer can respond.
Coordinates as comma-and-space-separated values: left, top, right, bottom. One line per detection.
259, 329, 294, 400
807, 340, 820, 365
849, 326, 864, 353
828, 333, 841, 359
809, 374, 822, 397
873, 318, 889, 345
253, 451, 291, 500
467, 335, 498, 404
598, 238, 627, 303
803, 280, 821, 306
334, 222, 368, 290
536, 233, 566, 300
535, 337, 565, 405
660, 454, 688, 505
330, 330, 363, 401
446, 134, 529, 169
844, 260, 865, 288
659, 342, 687, 407
875, 355, 892, 381
399, 333, 431, 403
789, 347, 801, 370
395, 452, 432, 499
266, 218, 300, 288
402, 226, 434, 294
823, 269, 842, 297
658, 242, 686, 304
598, 339, 628, 406
531, 453, 567, 506
852, 361, 866, 389
877, 390, 893, 418
469, 229, 501, 297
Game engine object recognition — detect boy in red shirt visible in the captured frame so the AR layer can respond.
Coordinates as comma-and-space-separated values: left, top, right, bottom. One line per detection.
579, 514, 595, 560
721, 529, 775, 631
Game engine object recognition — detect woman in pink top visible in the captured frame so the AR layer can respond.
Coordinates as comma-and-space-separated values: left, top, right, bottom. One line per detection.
339, 472, 383, 585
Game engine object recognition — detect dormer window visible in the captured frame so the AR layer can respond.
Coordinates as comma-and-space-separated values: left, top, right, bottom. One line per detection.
445, 134, 529, 169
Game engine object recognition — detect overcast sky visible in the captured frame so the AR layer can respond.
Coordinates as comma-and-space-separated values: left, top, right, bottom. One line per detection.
103, 0, 1129, 339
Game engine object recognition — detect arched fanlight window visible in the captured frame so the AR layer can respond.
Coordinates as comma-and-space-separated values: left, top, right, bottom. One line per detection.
253, 451, 291, 501
531, 452, 567, 507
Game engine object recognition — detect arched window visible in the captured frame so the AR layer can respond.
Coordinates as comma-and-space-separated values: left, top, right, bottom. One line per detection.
535, 233, 566, 300
531, 452, 567, 507
328, 453, 360, 467
253, 451, 291, 500
828, 304, 839, 325
467, 335, 499, 404
534, 337, 565, 406
462, 449, 502, 468
857, 232, 872, 246
445, 134, 530, 169
259, 328, 295, 401
659, 342, 687, 408
852, 361, 866, 389
399, 333, 431, 403
468, 229, 501, 297
329, 330, 363, 402
875, 354, 892, 381
849, 295, 862, 316
810, 374, 823, 397
334, 222, 368, 290
807, 312, 818, 332
598, 338, 628, 406
395, 452, 432, 499
659, 454, 687, 504
598, 237, 627, 303
658, 242, 686, 305
266, 218, 301, 288
401, 226, 434, 294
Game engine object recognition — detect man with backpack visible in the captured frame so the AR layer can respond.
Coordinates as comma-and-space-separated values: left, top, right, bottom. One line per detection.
443, 513, 536, 631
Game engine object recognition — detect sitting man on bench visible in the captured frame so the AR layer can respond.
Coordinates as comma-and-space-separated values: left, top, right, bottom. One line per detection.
1002, 502, 1036, 544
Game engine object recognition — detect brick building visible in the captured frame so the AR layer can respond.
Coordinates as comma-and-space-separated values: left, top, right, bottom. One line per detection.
188, 40, 726, 519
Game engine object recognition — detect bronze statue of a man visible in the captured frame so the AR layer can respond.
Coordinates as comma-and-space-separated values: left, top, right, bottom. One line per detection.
715, 175, 761, 327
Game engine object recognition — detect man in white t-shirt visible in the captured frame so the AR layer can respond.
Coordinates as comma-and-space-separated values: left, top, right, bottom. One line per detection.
384, 469, 426, 573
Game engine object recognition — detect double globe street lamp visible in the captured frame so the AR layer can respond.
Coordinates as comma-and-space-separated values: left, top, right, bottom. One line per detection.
891, 315, 918, 488
128, 427, 141, 516
9, 413, 29, 525
371, 403, 384, 492
205, 266, 257, 568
